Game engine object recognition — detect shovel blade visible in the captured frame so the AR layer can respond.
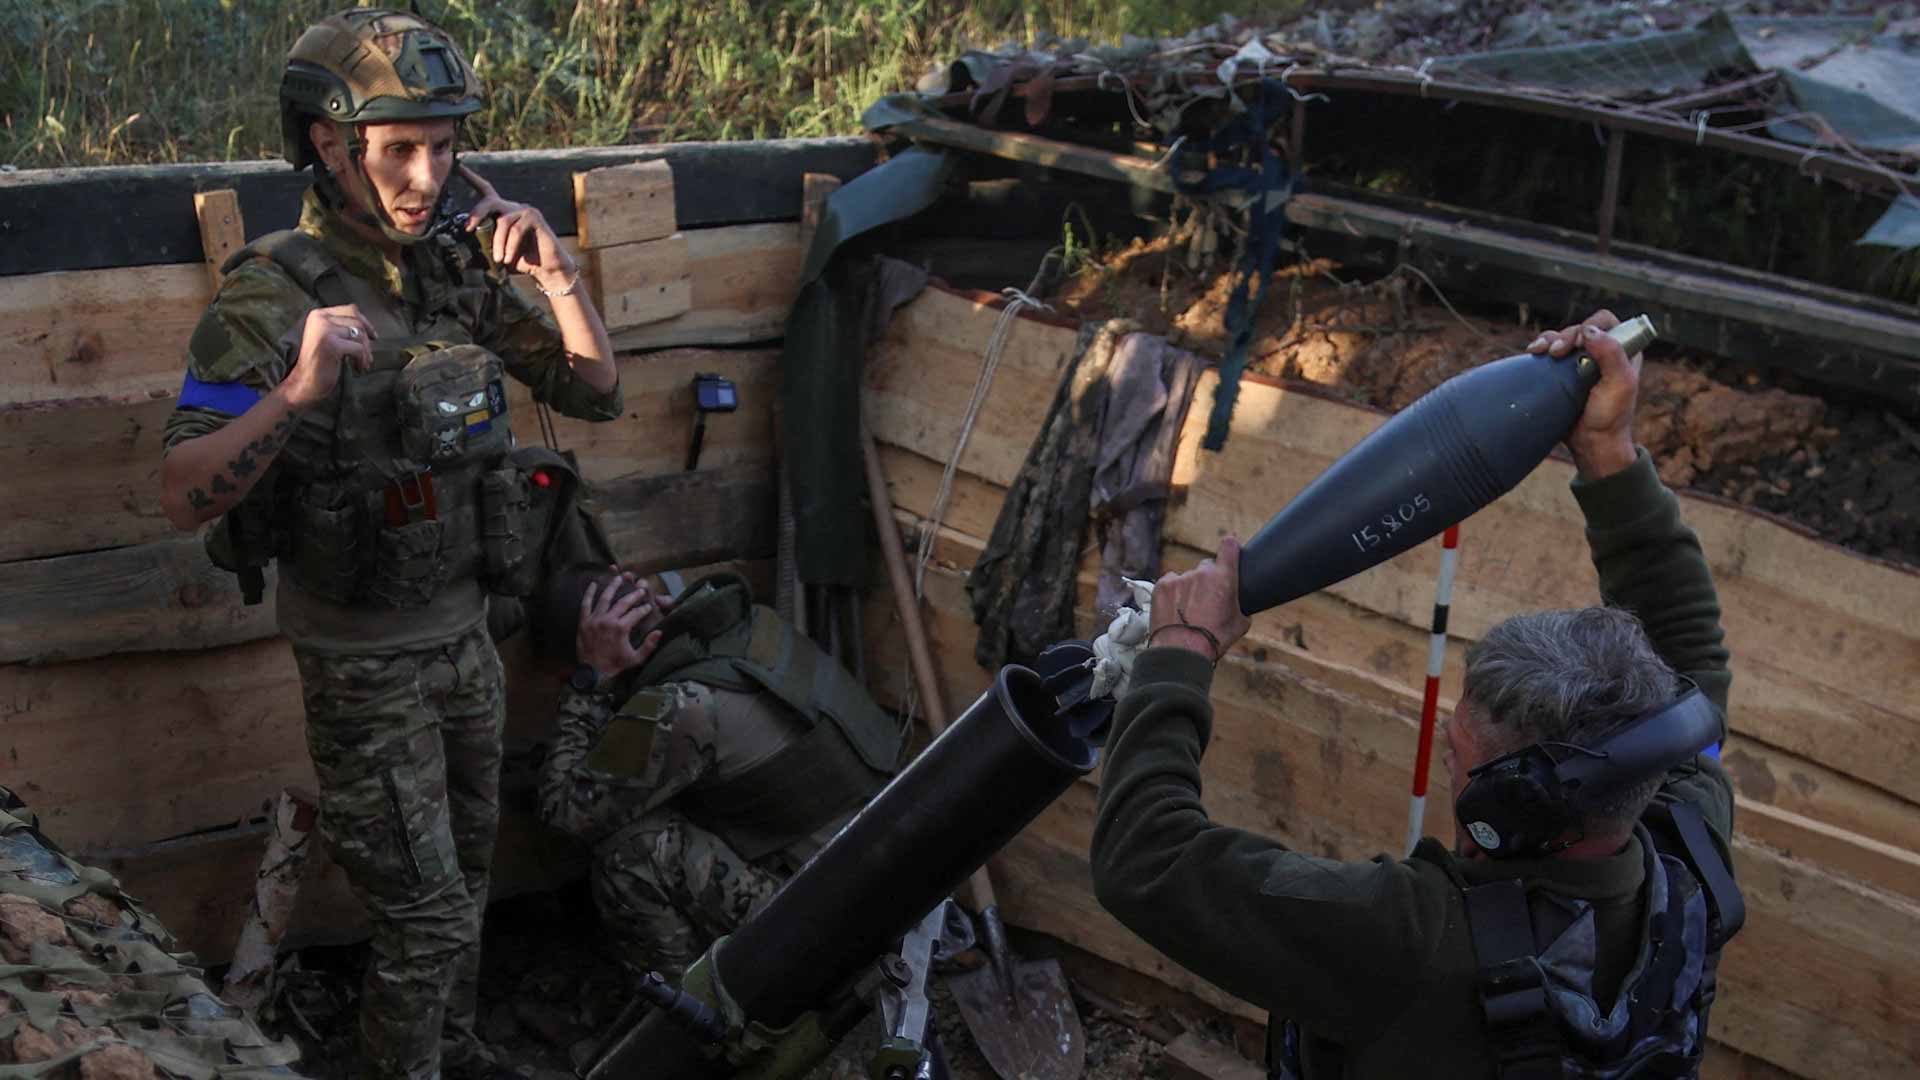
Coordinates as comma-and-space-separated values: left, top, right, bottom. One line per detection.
947, 957, 1085, 1080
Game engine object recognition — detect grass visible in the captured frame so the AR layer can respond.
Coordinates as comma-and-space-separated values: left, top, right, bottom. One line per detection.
0, 0, 1295, 168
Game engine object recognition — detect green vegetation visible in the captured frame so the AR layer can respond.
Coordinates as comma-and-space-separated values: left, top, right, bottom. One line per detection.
0, 0, 1278, 168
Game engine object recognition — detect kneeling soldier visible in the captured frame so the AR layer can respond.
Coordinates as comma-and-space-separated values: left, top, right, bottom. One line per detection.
537, 571, 902, 978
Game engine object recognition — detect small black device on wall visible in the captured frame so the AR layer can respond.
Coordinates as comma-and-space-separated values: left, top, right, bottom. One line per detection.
686, 372, 739, 471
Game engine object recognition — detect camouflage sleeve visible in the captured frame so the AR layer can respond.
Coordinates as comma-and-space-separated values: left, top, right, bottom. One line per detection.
538, 681, 720, 844
163, 260, 312, 452
481, 280, 624, 422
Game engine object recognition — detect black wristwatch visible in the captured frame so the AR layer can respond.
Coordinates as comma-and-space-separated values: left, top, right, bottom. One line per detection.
568, 663, 606, 693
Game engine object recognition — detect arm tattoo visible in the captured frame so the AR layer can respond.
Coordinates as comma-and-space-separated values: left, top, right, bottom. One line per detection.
200, 414, 297, 508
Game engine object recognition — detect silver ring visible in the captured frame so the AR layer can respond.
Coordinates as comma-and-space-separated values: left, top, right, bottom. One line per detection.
345, 326, 360, 340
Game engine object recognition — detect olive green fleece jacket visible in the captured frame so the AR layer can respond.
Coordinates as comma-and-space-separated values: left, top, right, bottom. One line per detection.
1090, 448, 1735, 1078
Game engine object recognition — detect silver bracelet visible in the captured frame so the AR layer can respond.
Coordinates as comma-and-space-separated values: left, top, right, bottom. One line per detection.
539, 268, 583, 298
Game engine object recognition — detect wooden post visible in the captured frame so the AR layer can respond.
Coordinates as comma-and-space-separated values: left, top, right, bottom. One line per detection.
859, 422, 994, 914
1596, 128, 1626, 257
220, 788, 317, 1010
192, 189, 245, 295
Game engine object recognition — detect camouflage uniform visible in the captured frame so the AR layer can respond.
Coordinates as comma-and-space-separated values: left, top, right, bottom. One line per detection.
165, 190, 621, 1080
538, 681, 851, 978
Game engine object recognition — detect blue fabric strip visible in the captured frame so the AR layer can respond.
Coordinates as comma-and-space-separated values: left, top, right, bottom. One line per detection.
1702, 742, 1722, 761
177, 372, 263, 415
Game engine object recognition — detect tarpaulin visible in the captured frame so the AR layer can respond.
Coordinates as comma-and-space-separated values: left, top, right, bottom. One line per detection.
781, 144, 956, 586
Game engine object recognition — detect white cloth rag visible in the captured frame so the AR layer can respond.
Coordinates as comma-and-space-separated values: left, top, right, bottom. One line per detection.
1089, 577, 1157, 701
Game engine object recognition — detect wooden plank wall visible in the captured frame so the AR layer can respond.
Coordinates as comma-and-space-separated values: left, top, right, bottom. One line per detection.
0, 148, 810, 963
859, 285, 1920, 1079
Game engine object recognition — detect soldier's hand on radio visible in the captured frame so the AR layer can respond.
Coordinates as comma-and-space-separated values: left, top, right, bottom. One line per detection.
281, 304, 376, 411
577, 573, 666, 680
1148, 535, 1252, 665
1527, 309, 1640, 480
459, 163, 578, 293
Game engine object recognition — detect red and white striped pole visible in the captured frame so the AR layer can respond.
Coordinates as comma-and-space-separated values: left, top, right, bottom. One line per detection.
1406, 525, 1461, 856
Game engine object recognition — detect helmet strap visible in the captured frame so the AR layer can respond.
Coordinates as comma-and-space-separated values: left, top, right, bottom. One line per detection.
328, 120, 439, 249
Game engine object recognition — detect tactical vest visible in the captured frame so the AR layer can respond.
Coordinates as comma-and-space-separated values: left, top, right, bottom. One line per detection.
1269, 799, 1744, 1079
613, 574, 902, 863
208, 229, 539, 608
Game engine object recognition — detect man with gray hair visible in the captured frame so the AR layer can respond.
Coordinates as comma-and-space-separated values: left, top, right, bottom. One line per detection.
1091, 310, 1742, 1079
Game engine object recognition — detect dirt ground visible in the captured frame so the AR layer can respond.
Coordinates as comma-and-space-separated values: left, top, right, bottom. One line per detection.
1054, 234, 1920, 568
251, 884, 1179, 1080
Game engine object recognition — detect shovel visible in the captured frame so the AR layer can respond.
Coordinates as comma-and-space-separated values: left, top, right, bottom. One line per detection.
860, 424, 1087, 1080
945, 874, 1086, 1080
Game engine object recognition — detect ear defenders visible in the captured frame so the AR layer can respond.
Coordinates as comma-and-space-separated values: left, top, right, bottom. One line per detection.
1454, 679, 1720, 859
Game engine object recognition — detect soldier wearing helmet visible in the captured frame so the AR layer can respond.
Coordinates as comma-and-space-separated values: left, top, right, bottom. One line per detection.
157, 10, 624, 1079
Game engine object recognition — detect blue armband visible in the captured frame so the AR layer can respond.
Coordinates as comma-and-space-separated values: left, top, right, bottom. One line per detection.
177, 371, 265, 415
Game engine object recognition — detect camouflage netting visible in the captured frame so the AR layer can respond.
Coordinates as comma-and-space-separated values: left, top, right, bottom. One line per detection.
0, 789, 307, 1079
907, 0, 1920, 154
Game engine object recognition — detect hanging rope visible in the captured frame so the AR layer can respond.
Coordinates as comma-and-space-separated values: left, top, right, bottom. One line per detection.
899, 255, 1056, 730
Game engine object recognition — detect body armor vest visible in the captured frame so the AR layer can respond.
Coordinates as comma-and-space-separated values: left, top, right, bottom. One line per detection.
616, 574, 902, 862
1269, 799, 1743, 1080
215, 229, 537, 608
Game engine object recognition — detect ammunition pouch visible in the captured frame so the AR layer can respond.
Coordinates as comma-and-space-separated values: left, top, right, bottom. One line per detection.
287, 482, 363, 605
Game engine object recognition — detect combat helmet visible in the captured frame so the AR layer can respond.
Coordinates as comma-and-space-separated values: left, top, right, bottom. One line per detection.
279, 8, 484, 242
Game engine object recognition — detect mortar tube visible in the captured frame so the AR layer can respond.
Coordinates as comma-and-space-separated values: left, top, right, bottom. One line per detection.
591, 662, 1098, 1075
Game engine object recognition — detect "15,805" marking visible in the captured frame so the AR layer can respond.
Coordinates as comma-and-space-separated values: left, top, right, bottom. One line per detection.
1351, 492, 1433, 552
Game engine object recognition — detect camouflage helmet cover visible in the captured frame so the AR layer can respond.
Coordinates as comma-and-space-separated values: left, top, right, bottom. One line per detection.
280, 8, 484, 169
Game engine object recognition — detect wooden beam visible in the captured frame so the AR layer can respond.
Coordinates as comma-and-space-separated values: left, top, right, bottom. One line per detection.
1, 222, 788, 408
1304, 179, 1920, 324
191, 189, 245, 293
589, 233, 693, 331
1164, 1033, 1264, 1080
502, 345, 778, 482
0, 137, 877, 276
596, 463, 777, 573
606, 223, 804, 352
0, 267, 208, 406
0, 637, 311, 852
1735, 796, 1920, 903
573, 159, 677, 250
1284, 192, 1920, 403
0, 392, 174, 560
0, 535, 278, 665
887, 115, 1184, 194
